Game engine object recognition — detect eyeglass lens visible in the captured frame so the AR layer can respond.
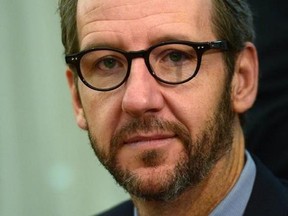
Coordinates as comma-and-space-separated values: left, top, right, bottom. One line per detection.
79, 43, 199, 90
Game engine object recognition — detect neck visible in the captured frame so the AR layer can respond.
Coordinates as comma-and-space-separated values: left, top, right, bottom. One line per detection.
132, 127, 245, 216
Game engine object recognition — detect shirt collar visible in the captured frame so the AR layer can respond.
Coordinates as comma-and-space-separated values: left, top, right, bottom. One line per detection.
209, 150, 256, 216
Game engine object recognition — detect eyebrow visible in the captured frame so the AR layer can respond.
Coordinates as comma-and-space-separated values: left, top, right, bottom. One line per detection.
82, 43, 116, 51
80, 31, 128, 51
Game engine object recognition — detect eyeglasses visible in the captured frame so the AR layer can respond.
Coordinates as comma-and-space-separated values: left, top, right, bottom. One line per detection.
65, 40, 228, 91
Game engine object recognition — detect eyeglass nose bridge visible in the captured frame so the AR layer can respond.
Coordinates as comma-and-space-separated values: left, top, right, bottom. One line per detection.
124, 49, 156, 78
127, 50, 147, 58
125, 49, 151, 66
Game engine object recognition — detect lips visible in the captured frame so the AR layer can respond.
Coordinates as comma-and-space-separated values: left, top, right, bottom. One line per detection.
123, 133, 176, 146
110, 116, 185, 150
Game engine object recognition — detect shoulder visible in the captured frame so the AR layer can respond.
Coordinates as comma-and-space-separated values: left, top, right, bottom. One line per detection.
244, 155, 288, 216
95, 200, 134, 216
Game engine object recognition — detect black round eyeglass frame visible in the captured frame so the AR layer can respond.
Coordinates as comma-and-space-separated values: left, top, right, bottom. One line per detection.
65, 40, 228, 91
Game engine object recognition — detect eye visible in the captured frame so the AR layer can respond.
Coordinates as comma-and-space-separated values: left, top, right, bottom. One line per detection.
168, 51, 187, 63
97, 57, 122, 70
160, 49, 194, 66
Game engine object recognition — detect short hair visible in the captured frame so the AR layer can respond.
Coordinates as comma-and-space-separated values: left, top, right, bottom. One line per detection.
58, 0, 255, 78
58, 0, 79, 55
211, 0, 255, 80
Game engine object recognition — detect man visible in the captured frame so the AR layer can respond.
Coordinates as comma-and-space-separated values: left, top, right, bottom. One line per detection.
58, 0, 288, 215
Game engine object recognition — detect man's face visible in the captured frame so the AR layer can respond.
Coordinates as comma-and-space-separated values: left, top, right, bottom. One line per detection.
73, 0, 236, 201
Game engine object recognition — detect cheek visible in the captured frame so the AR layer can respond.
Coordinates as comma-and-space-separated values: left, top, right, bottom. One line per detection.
166, 77, 225, 138
81, 89, 123, 151
173, 96, 211, 137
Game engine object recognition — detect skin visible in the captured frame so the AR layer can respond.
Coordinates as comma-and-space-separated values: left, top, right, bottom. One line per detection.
66, 0, 258, 215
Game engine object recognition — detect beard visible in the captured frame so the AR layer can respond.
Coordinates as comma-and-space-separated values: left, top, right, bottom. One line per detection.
87, 80, 235, 202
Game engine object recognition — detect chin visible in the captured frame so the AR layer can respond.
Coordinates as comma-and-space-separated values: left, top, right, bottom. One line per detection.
112, 153, 196, 202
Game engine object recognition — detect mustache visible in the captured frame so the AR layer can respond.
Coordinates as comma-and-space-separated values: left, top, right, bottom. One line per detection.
110, 116, 192, 151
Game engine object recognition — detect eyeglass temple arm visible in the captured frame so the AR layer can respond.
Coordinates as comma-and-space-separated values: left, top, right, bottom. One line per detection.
210, 41, 229, 51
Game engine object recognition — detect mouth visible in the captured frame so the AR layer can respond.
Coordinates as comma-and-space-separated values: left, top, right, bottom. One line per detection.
123, 133, 177, 148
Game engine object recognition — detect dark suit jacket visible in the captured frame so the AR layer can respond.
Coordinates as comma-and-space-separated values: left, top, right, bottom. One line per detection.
245, 0, 288, 180
96, 157, 288, 216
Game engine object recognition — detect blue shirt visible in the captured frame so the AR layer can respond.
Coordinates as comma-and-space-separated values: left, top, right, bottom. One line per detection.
209, 151, 256, 216
134, 151, 256, 216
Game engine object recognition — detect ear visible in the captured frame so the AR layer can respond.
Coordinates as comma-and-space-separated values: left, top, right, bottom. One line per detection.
66, 69, 88, 130
231, 42, 259, 113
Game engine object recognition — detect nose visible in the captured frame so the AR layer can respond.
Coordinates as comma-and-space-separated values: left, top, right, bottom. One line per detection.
121, 58, 165, 117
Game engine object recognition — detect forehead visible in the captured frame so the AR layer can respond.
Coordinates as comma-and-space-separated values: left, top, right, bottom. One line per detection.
77, 0, 214, 49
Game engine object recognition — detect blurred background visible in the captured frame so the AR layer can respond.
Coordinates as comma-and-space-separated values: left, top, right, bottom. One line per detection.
0, 0, 128, 215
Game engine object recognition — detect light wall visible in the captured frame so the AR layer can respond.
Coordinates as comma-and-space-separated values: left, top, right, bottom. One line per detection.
0, 0, 129, 215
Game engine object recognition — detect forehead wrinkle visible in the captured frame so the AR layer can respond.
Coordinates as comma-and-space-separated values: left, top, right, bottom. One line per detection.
80, 10, 208, 35
80, 30, 126, 50
83, 11, 185, 24
79, 11, 190, 48
78, 0, 213, 49
78, 0, 213, 24
83, 0, 156, 17
80, 12, 186, 40
79, 0, 188, 24
80, 9, 200, 33
78, 3, 186, 46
